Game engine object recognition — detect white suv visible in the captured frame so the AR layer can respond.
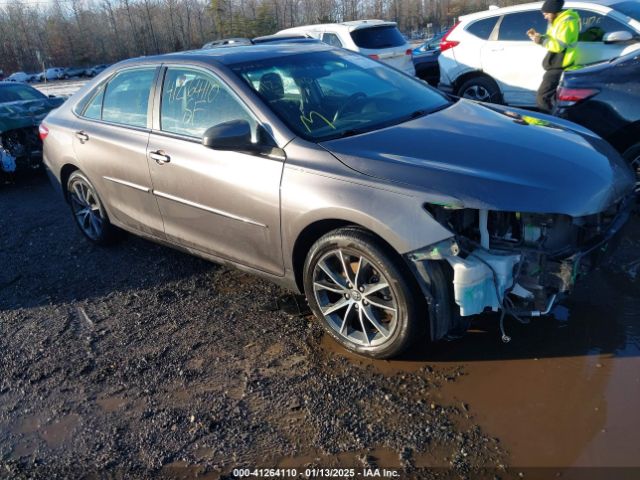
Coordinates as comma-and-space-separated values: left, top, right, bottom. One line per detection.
278, 20, 416, 75
438, 0, 640, 107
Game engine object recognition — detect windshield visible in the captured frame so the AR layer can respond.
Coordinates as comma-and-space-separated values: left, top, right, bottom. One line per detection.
613, 1, 640, 22
0, 84, 45, 103
230, 50, 450, 142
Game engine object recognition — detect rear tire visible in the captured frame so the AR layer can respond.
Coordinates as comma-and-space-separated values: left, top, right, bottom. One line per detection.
303, 228, 426, 359
67, 171, 120, 245
457, 76, 502, 104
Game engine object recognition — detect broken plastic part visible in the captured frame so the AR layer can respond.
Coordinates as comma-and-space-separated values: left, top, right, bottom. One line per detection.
510, 283, 534, 299
408, 238, 460, 261
445, 249, 520, 316
479, 209, 490, 249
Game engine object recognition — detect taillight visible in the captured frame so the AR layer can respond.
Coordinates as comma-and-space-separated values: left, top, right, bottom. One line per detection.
368, 54, 380, 60
556, 87, 599, 105
405, 48, 413, 56
39, 124, 49, 141
440, 22, 461, 52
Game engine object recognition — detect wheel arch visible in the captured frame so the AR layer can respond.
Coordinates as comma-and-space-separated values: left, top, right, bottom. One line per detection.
60, 163, 79, 202
291, 219, 418, 295
454, 70, 503, 99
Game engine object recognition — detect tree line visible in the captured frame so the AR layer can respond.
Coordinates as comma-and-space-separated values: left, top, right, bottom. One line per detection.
0, 0, 531, 74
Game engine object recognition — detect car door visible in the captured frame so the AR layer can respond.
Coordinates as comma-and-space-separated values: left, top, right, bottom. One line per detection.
146, 66, 284, 275
72, 66, 165, 238
481, 10, 548, 106
574, 8, 639, 64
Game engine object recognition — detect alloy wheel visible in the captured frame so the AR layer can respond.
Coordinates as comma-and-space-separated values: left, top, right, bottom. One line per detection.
462, 84, 491, 102
69, 178, 105, 241
312, 248, 398, 347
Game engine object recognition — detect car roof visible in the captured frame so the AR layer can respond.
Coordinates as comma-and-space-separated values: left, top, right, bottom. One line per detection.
119, 42, 335, 68
283, 19, 397, 32
459, 1, 619, 21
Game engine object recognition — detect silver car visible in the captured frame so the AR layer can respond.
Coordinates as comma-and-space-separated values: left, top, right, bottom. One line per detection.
41, 43, 635, 358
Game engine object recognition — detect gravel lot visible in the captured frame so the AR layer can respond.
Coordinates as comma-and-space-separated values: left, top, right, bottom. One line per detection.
0, 174, 508, 478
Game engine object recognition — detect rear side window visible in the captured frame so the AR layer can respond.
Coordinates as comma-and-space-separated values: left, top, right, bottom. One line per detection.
160, 67, 256, 138
322, 32, 343, 47
466, 16, 500, 39
498, 11, 547, 41
350, 25, 406, 49
101, 68, 156, 128
575, 9, 635, 41
83, 84, 105, 120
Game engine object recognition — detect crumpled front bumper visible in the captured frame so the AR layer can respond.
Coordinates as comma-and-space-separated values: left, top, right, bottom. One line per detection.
405, 194, 635, 341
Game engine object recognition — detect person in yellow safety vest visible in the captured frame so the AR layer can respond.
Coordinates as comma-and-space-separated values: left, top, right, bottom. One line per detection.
527, 0, 581, 112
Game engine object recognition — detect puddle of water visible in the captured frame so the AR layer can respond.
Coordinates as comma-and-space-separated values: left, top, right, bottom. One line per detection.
318, 268, 640, 469
40, 413, 81, 448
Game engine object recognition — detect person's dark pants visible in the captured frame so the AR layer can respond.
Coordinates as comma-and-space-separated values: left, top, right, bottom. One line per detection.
536, 68, 563, 113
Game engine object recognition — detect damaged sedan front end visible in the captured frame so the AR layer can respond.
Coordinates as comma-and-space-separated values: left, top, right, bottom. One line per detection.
322, 99, 636, 343
0, 81, 64, 177
410, 197, 633, 341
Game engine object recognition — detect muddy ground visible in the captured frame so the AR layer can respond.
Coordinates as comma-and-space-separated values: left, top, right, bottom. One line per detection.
1, 174, 639, 480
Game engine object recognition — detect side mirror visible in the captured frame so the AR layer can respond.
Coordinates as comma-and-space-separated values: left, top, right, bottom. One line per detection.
202, 119, 253, 151
603, 31, 633, 44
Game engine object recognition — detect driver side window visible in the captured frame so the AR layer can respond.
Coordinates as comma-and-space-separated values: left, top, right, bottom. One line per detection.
160, 67, 257, 139
575, 9, 634, 41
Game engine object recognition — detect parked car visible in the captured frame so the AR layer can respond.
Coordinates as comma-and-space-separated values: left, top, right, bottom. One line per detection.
252, 33, 317, 44
202, 38, 252, 49
413, 31, 447, 55
438, 0, 640, 106
6, 72, 30, 83
278, 20, 416, 75
64, 66, 86, 79
41, 43, 635, 358
554, 50, 640, 188
0, 82, 64, 176
84, 64, 109, 77
413, 33, 445, 86
40, 67, 66, 81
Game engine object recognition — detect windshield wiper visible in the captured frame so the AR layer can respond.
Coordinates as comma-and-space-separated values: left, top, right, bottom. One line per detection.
336, 128, 368, 139
409, 109, 428, 119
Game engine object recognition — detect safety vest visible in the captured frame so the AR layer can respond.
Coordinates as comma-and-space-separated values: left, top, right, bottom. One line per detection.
543, 9, 581, 68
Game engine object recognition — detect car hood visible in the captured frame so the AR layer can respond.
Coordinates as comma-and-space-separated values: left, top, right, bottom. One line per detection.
0, 98, 61, 133
320, 99, 635, 216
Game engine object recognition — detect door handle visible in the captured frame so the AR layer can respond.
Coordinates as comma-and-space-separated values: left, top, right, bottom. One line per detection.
75, 131, 89, 143
149, 150, 171, 164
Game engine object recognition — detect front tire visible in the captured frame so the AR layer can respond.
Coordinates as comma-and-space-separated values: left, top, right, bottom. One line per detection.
303, 228, 425, 359
67, 171, 119, 245
457, 76, 502, 104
